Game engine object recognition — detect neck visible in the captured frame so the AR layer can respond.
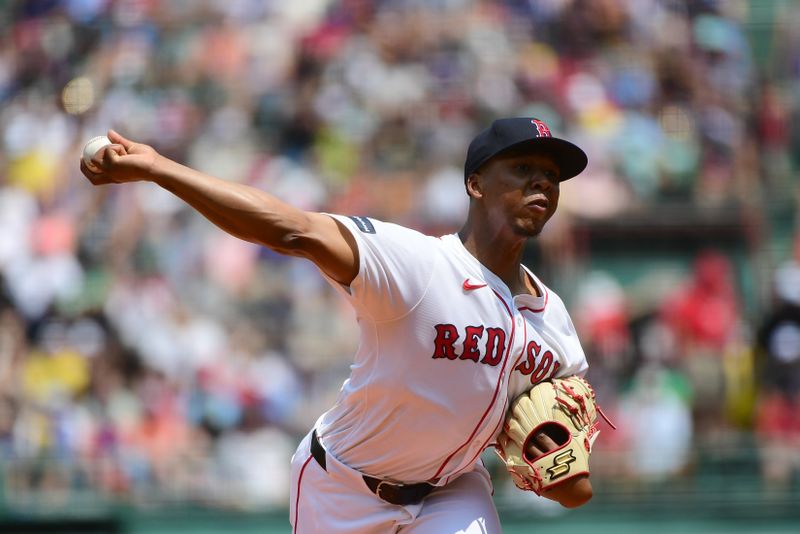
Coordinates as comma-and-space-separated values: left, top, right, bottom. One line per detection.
458, 218, 528, 292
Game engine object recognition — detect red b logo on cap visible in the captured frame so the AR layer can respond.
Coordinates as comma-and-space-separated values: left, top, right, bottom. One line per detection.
531, 119, 551, 138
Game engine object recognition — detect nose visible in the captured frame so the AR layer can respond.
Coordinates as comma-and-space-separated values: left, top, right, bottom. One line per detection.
528, 170, 556, 191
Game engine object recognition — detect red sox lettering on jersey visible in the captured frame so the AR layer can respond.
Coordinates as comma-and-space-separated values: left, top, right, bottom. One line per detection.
513, 338, 562, 384
431, 324, 562, 383
432, 324, 506, 365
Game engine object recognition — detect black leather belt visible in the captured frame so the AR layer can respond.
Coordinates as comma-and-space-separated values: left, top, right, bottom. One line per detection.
310, 430, 434, 506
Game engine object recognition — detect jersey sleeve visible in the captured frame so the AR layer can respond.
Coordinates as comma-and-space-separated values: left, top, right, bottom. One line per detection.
323, 214, 438, 322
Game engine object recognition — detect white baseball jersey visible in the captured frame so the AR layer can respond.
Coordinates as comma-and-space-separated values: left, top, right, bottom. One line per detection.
314, 215, 588, 485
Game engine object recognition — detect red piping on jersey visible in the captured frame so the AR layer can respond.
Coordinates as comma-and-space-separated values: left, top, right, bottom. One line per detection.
293, 455, 314, 533
519, 287, 548, 313
431, 289, 517, 480
452, 317, 531, 478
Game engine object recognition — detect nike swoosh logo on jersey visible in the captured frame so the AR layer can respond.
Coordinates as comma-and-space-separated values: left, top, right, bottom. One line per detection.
462, 278, 488, 291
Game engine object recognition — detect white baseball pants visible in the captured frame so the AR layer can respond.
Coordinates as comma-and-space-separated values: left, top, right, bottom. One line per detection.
289, 431, 501, 533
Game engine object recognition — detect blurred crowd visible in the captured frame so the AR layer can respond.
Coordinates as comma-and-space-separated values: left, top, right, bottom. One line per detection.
1, 0, 799, 511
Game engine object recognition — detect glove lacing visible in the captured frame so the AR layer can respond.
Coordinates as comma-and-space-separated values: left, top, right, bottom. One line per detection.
555, 380, 616, 433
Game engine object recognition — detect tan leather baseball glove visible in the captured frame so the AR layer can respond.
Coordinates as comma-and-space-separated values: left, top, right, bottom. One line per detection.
496, 376, 612, 495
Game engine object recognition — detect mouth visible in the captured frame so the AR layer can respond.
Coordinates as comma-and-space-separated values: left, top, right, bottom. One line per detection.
525, 196, 550, 211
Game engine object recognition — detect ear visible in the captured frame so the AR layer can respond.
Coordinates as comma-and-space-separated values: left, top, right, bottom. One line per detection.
465, 173, 484, 200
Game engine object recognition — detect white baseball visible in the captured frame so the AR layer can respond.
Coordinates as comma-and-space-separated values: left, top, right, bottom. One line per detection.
82, 135, 111, 172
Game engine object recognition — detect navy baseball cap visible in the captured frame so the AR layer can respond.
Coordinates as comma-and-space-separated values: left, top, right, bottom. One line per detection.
464, 118, 588, 181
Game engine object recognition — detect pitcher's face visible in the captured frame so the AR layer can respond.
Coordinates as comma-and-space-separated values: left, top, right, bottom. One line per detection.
473, 151, 560, 237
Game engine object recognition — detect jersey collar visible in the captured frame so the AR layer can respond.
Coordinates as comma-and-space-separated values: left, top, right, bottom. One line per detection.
442, 234, 547, 311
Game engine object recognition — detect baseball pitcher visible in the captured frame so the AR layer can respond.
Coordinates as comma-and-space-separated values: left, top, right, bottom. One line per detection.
80, 117, 609, 533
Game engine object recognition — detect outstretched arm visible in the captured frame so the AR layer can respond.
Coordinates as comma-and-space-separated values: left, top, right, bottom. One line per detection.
80, 130, 358, 285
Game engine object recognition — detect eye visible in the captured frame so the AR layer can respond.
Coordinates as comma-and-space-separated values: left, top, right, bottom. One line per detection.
543, 169, 558, 181
515, 164, 531, 174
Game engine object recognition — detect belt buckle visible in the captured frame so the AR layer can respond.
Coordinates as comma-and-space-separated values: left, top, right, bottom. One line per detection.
375, 479, 402, 502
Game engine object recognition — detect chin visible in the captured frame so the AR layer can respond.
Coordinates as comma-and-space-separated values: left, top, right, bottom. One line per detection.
512, 224, 544, 238
512, 214, 551, 238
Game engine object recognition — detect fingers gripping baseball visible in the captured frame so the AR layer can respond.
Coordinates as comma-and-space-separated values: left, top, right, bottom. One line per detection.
79, 130, 159, 185
107, 129, 138, 152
